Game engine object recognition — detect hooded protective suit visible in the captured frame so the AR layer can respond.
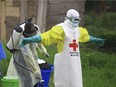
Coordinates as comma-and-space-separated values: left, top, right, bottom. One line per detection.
6, 22, 48, 87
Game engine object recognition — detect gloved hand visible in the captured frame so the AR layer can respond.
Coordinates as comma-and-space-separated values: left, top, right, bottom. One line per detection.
90, 35, 105, 46
45, 53, 50, 58
38, 44, 50, 58
20, 34, 42, 47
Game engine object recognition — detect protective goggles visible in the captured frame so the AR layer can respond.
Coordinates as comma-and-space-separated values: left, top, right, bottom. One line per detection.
66, 17, 81, 23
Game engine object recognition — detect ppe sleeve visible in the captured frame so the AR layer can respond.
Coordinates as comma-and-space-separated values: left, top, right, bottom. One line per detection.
37, 43, 49, 58
20, 34, 42, 47
78, 27, 90, 42
29, 43, 39, 61
41, 26, 64, 46
20, 43, 42, 79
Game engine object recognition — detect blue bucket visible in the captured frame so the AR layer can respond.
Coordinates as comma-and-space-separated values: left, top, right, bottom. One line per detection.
0, 41, 6, 60
40, 65, 54, 87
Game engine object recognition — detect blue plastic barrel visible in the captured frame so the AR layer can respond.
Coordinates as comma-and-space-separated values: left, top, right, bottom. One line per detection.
40, 65, 54, 87
0, 41, 6, 60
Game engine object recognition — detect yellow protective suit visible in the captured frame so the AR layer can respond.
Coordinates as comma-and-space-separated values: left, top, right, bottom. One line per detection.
41, 26, 90, 52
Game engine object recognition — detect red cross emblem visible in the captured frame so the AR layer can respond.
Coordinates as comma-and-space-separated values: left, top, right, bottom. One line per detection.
69, 39, 78, 51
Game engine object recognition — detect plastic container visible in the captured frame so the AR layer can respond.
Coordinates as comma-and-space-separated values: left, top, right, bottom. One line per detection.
40, 65, 54, 87
1, 76, 19, 87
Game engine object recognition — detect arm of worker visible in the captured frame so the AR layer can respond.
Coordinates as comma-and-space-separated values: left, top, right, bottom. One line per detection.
37, 43, 49, 58
19, 34, 42, 46
20, 26, 64, 46
78, 27, 105, 46
29, 43, 39, 61
19, 36, 42, 79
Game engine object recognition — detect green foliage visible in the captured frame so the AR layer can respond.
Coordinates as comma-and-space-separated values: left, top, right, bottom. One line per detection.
85, 12, 116, 30
84, 12, 116, 53
80, 47, 116, 87
85, 1, 116, 12
0, 42, 11, 76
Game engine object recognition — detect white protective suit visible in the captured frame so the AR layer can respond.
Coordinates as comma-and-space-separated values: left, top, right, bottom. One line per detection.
7, 23, 48, 87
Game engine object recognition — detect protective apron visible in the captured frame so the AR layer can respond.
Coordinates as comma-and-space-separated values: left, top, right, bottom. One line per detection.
13, 35, 42, 87
54, 23, 83, 87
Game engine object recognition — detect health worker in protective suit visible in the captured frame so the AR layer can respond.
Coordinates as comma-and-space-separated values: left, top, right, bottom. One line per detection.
20, 9, 105, 87
6, 19, 49, 87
